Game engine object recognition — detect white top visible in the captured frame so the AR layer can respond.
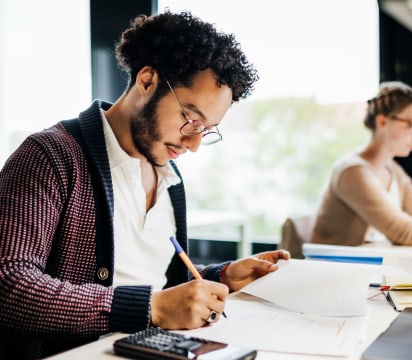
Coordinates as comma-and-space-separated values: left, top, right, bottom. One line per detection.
101, 112, 181, 290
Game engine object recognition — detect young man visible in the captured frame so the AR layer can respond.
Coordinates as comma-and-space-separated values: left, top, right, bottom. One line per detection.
0, 11, 289, 359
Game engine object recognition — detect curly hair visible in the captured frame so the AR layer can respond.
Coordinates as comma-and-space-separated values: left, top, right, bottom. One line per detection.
364, 81, 412, 130
115, 10, 259, 102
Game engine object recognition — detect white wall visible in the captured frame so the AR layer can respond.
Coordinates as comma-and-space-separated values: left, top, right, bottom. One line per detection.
1, 0, 91, 166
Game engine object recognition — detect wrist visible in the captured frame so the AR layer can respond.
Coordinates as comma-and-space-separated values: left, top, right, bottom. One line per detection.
150, 291, 160, 326
220, 262, 231, 288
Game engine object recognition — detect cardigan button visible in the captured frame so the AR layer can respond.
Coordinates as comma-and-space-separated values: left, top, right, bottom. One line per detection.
97, 267, 109, 280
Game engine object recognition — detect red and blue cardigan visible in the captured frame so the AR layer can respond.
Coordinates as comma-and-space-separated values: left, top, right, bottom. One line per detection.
0, 100, 227, 359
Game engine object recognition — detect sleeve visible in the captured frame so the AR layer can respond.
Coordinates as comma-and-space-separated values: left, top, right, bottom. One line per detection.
335, 165, 412, 245
195, 262, 232, 283
0, 134, 113, 336
395, 163, 412, 215
110, 286, 152, 332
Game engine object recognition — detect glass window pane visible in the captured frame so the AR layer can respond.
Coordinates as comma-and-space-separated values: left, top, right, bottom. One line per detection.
158, 0, 378, 242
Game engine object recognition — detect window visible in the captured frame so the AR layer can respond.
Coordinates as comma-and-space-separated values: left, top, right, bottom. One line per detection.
0, 0, 379, 244
158, 0, 379, 242
0, 0, 91, 166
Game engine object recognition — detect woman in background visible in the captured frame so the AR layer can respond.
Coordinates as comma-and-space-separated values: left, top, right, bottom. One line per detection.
311, 81, 412, 246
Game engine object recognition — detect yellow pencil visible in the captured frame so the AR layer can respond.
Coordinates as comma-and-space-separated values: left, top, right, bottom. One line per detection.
169, 236, 227, 318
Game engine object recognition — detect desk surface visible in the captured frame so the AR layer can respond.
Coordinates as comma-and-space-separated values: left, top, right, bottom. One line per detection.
45, 290, 398, 360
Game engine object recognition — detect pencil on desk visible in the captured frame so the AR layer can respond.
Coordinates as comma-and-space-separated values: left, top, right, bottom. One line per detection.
169, 235, 227, 318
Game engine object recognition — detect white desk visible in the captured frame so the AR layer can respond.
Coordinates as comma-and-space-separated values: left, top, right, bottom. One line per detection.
187, 209, 252, 258
45, 290, 399, 360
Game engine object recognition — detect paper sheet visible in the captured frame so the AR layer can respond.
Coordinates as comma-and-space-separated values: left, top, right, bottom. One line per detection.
383, 254, 412, 275
240, 259, 377, 316
175, 294, 366, 357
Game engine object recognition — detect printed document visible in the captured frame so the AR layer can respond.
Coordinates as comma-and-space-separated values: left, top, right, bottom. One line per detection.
240, 258, 377, 316
176, 293, 366, 357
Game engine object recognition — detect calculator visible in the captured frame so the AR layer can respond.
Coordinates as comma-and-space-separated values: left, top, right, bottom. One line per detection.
113, 326, 257, 360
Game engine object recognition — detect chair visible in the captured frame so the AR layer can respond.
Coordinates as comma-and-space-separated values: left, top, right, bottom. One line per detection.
279, 215, 315, 259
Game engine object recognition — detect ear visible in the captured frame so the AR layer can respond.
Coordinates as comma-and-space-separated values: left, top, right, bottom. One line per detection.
375, 114, 388, 129
135, 66, 159, 96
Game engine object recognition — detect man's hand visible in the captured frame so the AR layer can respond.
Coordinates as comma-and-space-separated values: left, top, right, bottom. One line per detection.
150, 280, 229, 329
224, 250, 290, 292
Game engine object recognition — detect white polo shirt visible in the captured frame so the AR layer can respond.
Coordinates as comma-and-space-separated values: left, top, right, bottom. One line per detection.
101, 112, 181, 290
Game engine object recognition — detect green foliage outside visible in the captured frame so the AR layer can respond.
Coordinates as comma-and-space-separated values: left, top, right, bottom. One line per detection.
177, 97, 369, 242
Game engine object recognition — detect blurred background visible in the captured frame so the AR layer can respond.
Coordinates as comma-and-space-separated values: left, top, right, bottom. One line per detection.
1, 0, 411, 261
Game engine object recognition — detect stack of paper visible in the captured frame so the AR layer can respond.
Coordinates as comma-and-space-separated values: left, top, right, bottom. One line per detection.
176, 259, 378, 356
176, 294, 366, 357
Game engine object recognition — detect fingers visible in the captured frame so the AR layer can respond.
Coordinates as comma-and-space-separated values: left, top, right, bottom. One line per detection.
277, 249, 291, 259
256, 250, 290, 263
150, 280, 228, 330
278, 249, 291, 259
207, 279, 229, 302
237, 251, 289, 278
206, 285, 227, 322
192, 280, 227, 324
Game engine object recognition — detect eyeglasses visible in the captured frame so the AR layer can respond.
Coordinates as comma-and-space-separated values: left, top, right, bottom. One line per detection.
164, 78, 222, 145
390, 116, 412, 130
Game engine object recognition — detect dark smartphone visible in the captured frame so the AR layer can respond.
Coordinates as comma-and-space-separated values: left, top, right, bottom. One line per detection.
113, 326, 257, 360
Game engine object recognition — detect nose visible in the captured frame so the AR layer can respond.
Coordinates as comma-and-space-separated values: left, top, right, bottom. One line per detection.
182, 133, 202, 152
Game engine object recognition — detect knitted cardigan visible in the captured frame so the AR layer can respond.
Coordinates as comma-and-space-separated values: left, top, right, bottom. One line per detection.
0, 100, 227, 359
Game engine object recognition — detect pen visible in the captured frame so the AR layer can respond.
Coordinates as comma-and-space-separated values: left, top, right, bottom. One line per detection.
385, 291, 400, 312
367, 285, 392, 300
169, 235, 227, 318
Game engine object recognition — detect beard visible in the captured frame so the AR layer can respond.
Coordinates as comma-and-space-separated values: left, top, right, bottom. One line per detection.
130, 92, 163, 166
